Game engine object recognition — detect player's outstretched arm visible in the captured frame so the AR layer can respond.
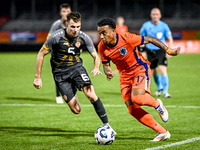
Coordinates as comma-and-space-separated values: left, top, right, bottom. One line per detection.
90, 51, 102, 77
33, 47, 49, 89
143, 36, 180, 56
103, 63, 114, 81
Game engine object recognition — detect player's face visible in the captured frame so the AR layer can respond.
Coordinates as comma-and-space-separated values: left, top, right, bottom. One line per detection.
66, 19, 81, 38
150, 9, 161, 24
60, 8, 71, 22
98, 25, 116, 46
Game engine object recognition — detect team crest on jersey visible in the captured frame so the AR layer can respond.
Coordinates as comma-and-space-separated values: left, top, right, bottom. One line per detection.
75, 41, 81, 48
157, 32, 163, 39
119, 48, 127, 56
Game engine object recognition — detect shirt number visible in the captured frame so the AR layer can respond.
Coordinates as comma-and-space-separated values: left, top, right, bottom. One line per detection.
81, 74, 89, 81
68, 47, 75, 55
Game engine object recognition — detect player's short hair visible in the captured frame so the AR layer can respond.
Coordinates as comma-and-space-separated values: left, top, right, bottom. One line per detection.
97, 18, 116, 29
60, 3, 71, 11
67, 12, 81, 23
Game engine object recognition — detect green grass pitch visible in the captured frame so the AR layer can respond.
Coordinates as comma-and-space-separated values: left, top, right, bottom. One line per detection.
0, 52, 200, 150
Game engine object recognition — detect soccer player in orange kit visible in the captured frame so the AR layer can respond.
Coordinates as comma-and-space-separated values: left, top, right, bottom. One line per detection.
97, 18, 180, 141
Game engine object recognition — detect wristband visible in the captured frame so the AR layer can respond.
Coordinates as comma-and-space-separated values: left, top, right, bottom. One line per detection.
166, 48, 172, 54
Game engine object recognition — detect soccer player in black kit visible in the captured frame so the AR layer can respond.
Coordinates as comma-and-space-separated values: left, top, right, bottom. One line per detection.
33, 12, 116, 131
48, 3, 72, 103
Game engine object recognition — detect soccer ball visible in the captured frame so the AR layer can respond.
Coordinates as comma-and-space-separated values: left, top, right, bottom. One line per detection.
94, 125, 115, 145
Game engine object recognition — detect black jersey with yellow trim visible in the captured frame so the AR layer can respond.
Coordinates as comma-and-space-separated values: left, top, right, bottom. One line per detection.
43, 28, 96, 75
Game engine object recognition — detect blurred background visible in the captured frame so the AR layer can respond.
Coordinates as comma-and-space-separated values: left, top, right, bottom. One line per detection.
0, 0, 200, 52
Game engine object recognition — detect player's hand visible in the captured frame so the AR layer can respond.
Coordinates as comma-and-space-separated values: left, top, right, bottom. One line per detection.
166, 47, 180, 56
91, 68, 102, 77
33, 78, 42, 89
106, 72, 114, 81
166, 53, 171, 59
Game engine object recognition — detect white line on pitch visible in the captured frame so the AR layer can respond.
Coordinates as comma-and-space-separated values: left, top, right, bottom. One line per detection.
0, 104, 200, 108
143, 136, 200, 150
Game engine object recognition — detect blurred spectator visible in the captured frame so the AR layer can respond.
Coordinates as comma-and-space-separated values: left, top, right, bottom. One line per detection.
48, 3, 71, 37
115, 16, 128, 33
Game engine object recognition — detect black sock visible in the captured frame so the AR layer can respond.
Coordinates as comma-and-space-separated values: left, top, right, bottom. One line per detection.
92, 98, 108, 124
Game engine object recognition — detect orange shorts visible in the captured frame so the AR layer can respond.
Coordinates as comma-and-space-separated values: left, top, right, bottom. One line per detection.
120, 65, 151, 102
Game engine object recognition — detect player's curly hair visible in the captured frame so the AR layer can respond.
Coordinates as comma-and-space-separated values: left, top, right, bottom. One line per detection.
67, 12, 81, 23
97, 18, 116, 29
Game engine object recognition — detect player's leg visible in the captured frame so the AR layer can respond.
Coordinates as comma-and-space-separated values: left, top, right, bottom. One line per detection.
75, 66, 109, 125
131, 89, 169, 122
55, 84, 64, 103
125, 99, 167, 133
141, 51, 147, 60
158, 51, 171, 98
146, 50, 163, 96
126, 67, 168, 122
152, 67, 163, 97
81, 85, 108, 124
55, 76, 81, 114
66, 94, 81, 114
123, 89, 170, 141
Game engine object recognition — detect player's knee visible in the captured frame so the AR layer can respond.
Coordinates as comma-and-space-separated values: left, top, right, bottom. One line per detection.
128, 104, 148, 122
86, 95, 97, 103
128, 104, 140, 116
85, 91, 98, 103
67, 97, 81, 114
82, 85, 97, 103
70, 107, 81, 114
70, 104, 81, 114
85, 94, 92, 101
131, 95, 145, 106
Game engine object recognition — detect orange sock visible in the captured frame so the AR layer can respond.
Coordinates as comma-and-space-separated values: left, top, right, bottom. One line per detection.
128, 104, 166, 133
131, 93, 159, 108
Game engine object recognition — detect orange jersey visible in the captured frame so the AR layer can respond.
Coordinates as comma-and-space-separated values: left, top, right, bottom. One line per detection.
98, 32, 151, 102
98, 32, 150, 76
115, 25, 128, 33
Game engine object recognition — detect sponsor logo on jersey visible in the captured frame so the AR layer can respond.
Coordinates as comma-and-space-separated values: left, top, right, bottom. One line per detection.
119, 48, 127, 56
63, 41, 70, 47
75, 41, 81, 48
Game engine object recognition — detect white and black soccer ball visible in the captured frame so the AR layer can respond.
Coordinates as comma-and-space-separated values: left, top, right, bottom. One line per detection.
94, 125, 115, 145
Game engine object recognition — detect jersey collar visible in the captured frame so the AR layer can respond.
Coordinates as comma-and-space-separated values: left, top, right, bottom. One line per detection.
107, 33, 119, 48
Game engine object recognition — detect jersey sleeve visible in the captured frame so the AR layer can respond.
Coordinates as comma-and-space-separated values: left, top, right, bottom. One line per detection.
164, 24, 172, 38
43, 29, 64, 52
43, 35, 54, 52
128, 33, 144, 47
98, 42, 110, 64
80, 31, 96, 54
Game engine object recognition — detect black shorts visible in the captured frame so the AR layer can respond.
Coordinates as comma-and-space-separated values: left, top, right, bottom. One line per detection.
138, 46, 146, 52
146, 49, 167, 69
53, 65, 92, 103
